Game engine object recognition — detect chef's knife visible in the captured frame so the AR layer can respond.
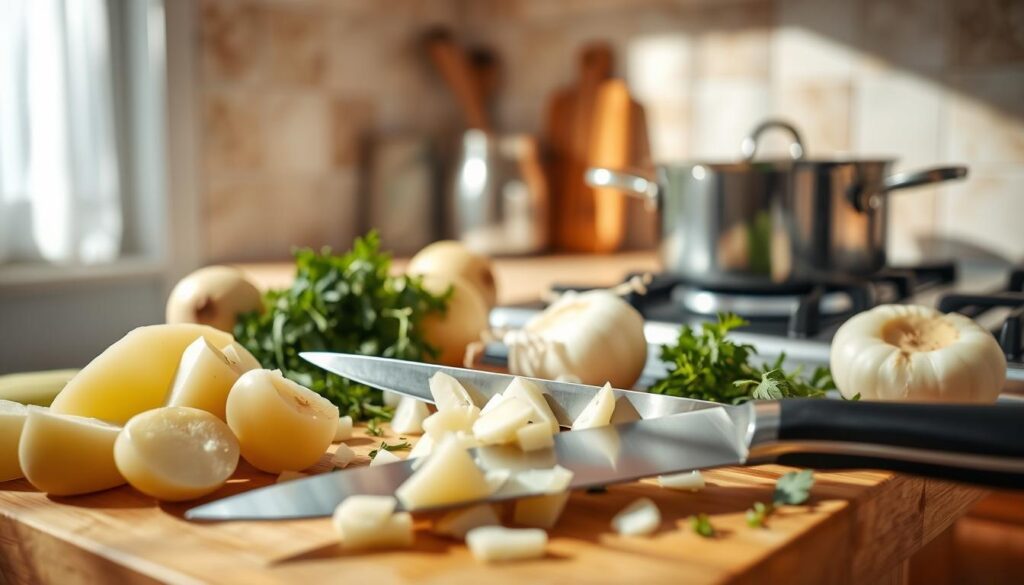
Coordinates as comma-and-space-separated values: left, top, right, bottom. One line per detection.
185, 354, 1024, 521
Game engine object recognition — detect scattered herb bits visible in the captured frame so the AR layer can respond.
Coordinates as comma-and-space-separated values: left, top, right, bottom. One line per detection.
690, 513, 715, 538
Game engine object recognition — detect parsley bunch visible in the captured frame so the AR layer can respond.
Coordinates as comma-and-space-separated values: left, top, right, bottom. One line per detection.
234, 232, 449, 421
649, 313, 835, 404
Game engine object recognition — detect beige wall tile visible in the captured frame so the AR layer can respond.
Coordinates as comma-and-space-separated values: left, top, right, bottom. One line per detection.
936, 169, 1024, 263
859, 0, 948, 73
626, 34, 692, 102
950, 0, 1024, 69
774, 0, 858, 81
203, 90, 265, 172
204, 175, 280, 262
271, 173, 360, 253
852, 72, 945, 263
199, 0, 266, 85
642, 99, 692, 162
261, 92, 333, 174
691, 80, 771, 159
773, 80, 852, 154
265, 3, 328, 86
692, 2, 773, 80
945, 71, 1024, 166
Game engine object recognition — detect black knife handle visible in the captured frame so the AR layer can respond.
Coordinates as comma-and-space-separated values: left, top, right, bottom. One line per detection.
768, 400, 1024, 488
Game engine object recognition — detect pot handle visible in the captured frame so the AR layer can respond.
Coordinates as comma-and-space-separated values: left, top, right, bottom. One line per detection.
884, 166, 968, 191
848, 166, 969, 212
584, 167, 659, 208
741, 119, 806, 162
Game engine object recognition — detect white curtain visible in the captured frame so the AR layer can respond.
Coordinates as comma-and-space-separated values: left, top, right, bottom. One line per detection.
0, 0, 122, 265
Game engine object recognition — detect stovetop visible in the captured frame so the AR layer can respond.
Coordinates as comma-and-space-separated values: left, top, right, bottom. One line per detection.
488, 260, 1024, 386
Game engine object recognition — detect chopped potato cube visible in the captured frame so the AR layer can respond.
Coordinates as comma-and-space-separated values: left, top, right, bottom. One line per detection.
332, 495, 413, 550
466, 526, 547, 562
472, 396, 532, 445
571, 383, 616, 430
516, 423, 554, 452
422, 405, 480, 439
19, 407, 125, 495
434, 504, 500, 539
504, 378, 559, 433
370, 448, 402, 467
333, 416, 353, 442
611, 498, 661, 536
429, 372, 476, 411
658, 470, 706, 492
395, 435, 491, 510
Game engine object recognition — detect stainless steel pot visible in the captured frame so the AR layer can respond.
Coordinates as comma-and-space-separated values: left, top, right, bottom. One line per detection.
586, 120, 968, 285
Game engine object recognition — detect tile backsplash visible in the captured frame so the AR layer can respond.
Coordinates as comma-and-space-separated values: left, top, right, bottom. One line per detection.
198, 0, 1024, 264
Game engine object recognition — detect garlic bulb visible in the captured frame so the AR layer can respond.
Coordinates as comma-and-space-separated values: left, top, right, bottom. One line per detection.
830, 304, 1006, 403
505, 290, 647, 389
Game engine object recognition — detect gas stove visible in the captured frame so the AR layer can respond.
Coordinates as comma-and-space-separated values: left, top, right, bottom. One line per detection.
488, 260, 1024, 388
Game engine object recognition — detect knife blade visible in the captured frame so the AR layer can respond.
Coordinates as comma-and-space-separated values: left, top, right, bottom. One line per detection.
186, 404, 752, 521
298, 351, 718, 425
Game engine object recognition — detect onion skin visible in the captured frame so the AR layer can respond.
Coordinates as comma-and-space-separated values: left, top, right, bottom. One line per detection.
509, 290, 648, 389
830, 304, 1006, 403
408, 241, 498, 308
166, 266, 262, 333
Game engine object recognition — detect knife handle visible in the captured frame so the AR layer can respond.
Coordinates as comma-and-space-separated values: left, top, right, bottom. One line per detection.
762, 400, 1024, 489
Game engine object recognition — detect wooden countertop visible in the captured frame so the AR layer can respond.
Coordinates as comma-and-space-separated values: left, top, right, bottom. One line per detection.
0, 423, 985, 585
0, 252, 990, 584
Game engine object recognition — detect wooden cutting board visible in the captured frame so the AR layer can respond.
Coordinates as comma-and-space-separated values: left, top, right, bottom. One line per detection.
0, 422, 984, 585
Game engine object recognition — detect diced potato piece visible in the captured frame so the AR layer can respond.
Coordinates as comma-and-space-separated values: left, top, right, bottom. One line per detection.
383, 391, 403, 408
0, 401, 28, 481
429, 372, 475, 411
50, 324, 233, 424
516, 423, 554, 452
422, 405, 480, 439
435, 504, 500, 539
333, 415, 353, 442
396, 435, 492, 510
479, 392, 506, 416
391, 397, 429, 435
504, 378, 559, 433
408, 435, 433, 460
472, 396, 532, 445
466, 526, 547, 562
332, 495, 413, 550
514, 465, 574, 494
114, 406, 239, 501
484, 469, 511, 494
370, 448, 402, 467
277, 470, 307, 483
225, 370, 339, 473
571, 383, 615, 430
220, 342, 261, 373
0, 369, 77, 407
611, 497, 661, 536
331, 444, 355, 468
19, 407, 125, 495
658, 470, 705, 492
514, 492, 570, 529
166, 337, 240, 420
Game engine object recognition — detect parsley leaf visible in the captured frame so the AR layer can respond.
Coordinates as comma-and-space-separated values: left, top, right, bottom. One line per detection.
690, 513, 716, 538
773, 469, 815, 506
234, 232, 450, 421
745, 501, 773, 528
366, 418, 384, 437
368, 440, 412, 459
650, 313, 835, 404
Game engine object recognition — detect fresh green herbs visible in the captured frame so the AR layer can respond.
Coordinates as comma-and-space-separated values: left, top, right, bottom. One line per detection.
691, 513, 716, 538
367, 440, 412, 459
649, 313, 835, 404
746, 470, 816, 528
366, 418, 385, 437
234, 232, 450, 421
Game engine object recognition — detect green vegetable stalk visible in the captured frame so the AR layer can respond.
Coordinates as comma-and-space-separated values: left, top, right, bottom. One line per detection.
649, 313, 835, 404
234, 232, 449, 421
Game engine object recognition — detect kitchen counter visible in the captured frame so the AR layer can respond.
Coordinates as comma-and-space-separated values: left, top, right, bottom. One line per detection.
0, 424, 986, 585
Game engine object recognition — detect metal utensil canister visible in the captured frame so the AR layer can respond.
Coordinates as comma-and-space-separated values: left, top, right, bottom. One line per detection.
450, 129, 548, 255
587, 120, 967, 285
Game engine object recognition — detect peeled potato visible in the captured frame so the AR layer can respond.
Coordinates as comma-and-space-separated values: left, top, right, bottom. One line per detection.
165, 265, 262, 333
0, 369, 78, 406
395, 435, 492, 510
418, 274, 490, 367
408, 240, 498, 307
221, 342, 261, 373
166, 337, 240, 420
0, 401, 28, 481
226, 370, 339, 473
19, 407, 125, 495
50, 324, 233, 424
114, 406, 239, 501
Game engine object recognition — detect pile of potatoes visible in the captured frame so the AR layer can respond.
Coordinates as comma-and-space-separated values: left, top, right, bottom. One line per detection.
1, 323, 341, 501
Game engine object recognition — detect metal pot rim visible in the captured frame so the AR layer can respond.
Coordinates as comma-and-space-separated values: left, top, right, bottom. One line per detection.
654, 157, 899, 172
